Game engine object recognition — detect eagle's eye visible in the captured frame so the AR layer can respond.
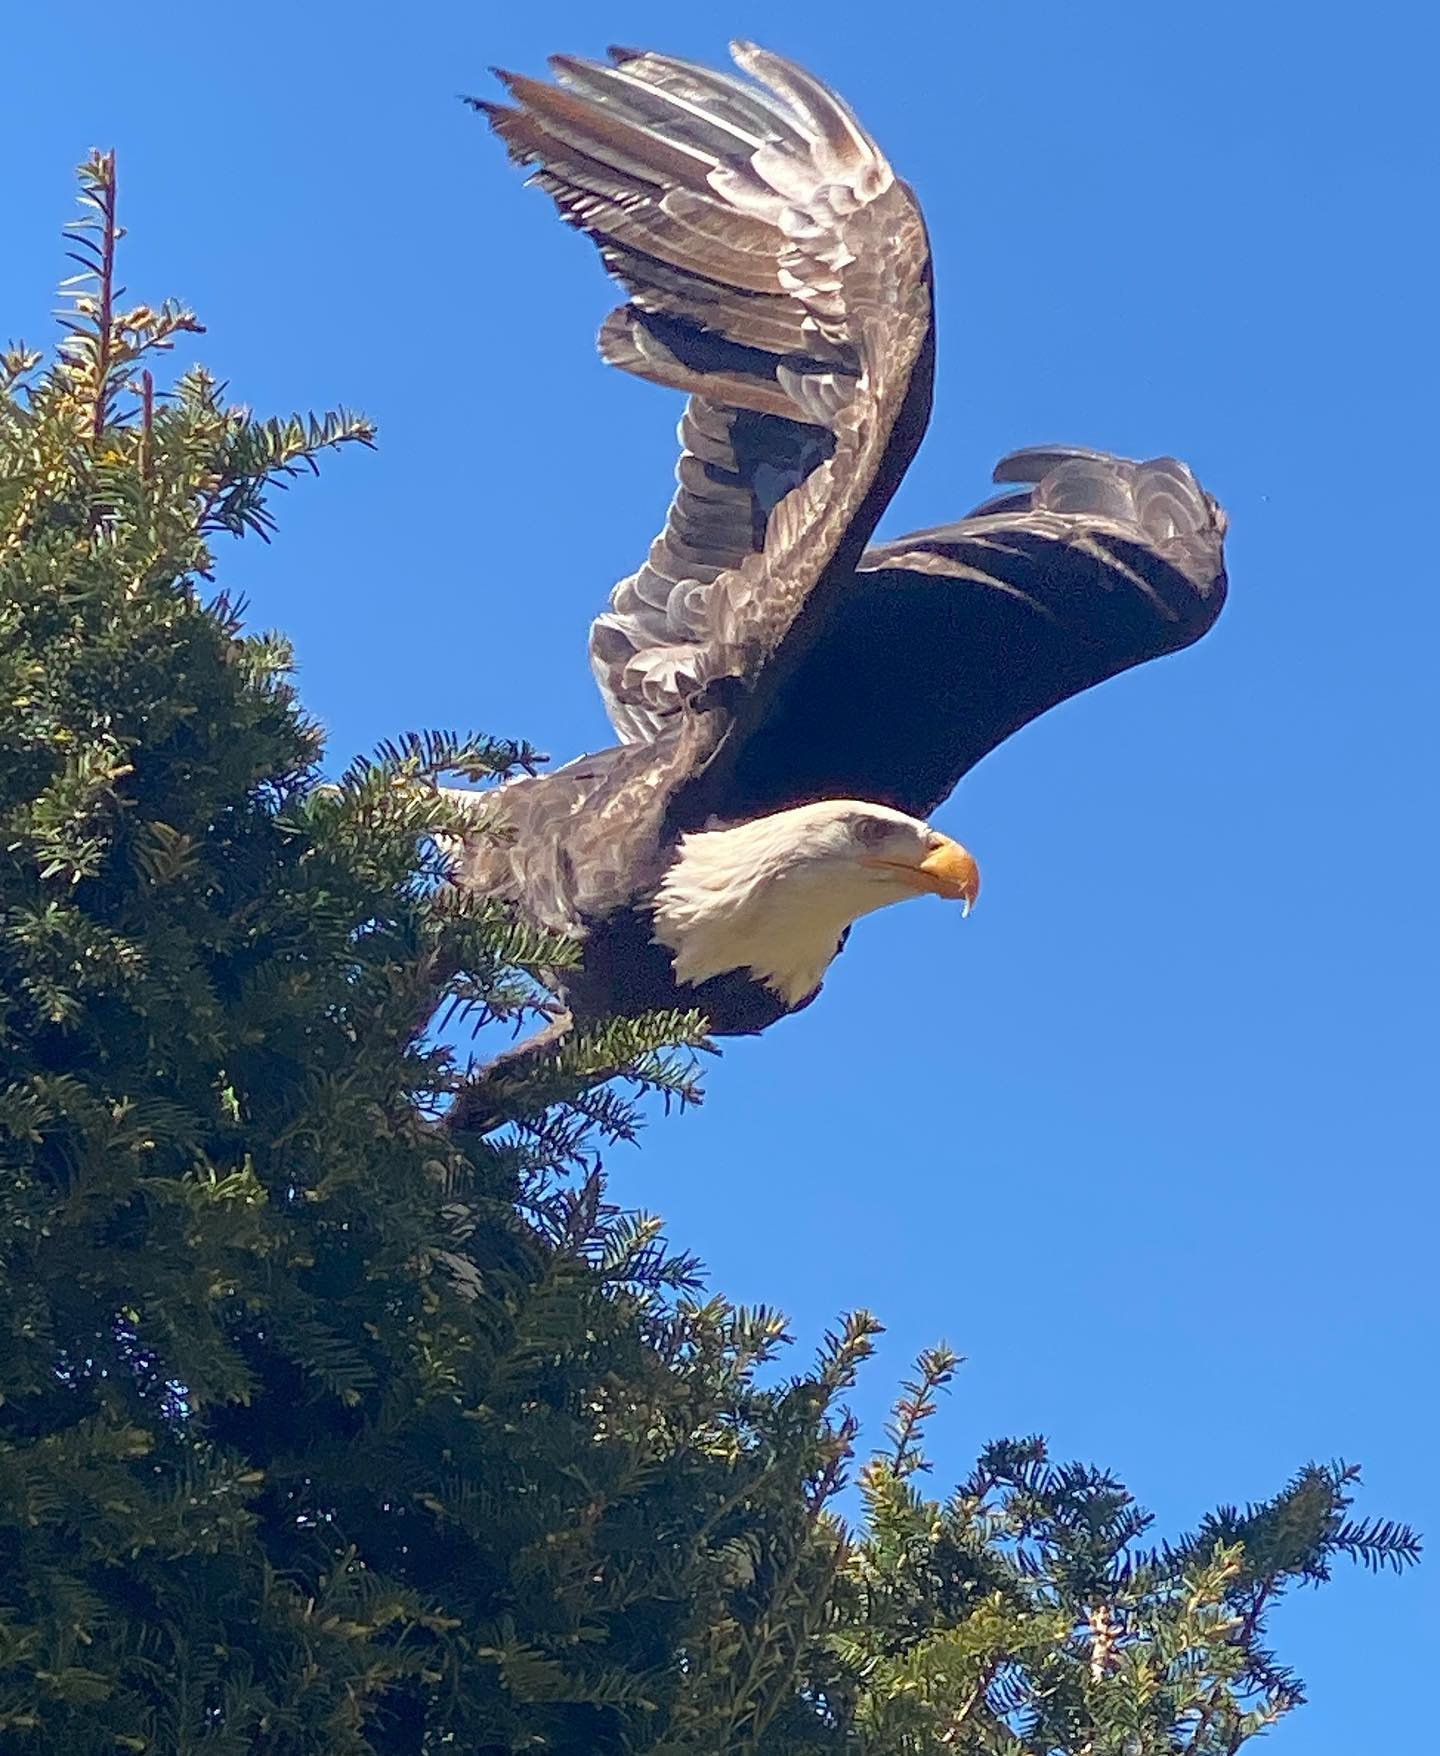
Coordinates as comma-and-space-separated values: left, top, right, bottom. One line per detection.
852, 816, 893, 849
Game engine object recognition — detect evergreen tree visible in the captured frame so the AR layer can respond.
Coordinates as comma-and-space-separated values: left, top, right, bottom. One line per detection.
0, 156, 1416, 1756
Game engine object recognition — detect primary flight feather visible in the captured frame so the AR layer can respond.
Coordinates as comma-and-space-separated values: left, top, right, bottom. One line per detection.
452, 42, 1227, 1043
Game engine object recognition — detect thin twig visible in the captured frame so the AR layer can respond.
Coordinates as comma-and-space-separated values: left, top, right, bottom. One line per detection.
91, 151, 117, 442
139, 368, 154, 478
939, 1658, 1000, 1744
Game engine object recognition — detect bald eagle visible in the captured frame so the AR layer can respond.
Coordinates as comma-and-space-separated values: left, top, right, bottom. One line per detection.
453, 42, 1227, 1046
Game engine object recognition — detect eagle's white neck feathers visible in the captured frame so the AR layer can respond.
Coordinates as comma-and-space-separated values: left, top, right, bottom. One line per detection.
650, 801, 942, 1007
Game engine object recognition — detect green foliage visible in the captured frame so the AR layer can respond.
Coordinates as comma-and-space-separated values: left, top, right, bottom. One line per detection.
0, 157, 1415, 1755
824, 1376, 1419, 1754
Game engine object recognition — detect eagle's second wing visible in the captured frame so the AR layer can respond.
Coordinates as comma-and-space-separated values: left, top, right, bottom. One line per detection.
686, 447, 1228, 823
476, 42, 935, 744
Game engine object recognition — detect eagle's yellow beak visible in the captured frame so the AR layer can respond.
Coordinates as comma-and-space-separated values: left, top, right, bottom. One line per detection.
864, 834, 981, 915
914, 835, 981, 914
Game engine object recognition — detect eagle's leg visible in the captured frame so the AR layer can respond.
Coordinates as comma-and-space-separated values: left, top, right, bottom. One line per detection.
446, 1010, 576, 1134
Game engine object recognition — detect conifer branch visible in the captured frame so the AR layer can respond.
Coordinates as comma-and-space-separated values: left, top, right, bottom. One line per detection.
885, 1342, 961, 1477
86, 149, 115, 441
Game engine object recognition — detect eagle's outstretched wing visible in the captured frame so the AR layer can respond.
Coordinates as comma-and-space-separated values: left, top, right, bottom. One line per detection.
475, 42, 935, 743
685, 447, 1229, 823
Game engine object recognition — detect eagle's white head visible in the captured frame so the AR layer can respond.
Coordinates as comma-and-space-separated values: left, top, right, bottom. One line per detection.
650, 800, 979, 1008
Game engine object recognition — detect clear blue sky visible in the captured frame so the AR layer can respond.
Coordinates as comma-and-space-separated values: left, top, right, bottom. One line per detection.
5, 1, 1435, 1741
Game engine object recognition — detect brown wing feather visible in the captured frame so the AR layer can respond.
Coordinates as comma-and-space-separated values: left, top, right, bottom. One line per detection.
679, 448, 1228, 825
475, 42, 934, 744
442, 725, 703, 934
864, 448, 1227, 610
